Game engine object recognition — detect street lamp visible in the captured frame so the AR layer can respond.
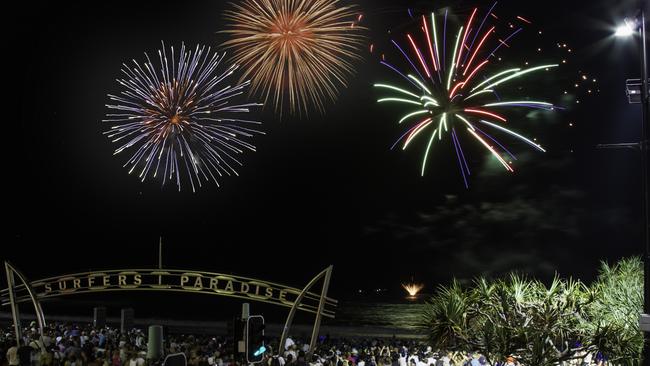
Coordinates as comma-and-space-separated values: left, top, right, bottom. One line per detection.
616, 3, 649, 366
615, 18, 636, 37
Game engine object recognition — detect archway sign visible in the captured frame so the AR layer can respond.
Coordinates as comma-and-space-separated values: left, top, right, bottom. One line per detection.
1, 262, 336, 358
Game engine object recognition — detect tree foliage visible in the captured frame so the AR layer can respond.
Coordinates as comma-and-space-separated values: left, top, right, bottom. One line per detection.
419, 257, 643, 365
587, 257, 643, 365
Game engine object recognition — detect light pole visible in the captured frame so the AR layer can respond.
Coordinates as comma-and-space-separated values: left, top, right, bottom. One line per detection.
640, 13, 649, 343
642, 8, 649, 365
617, 1, 649, 364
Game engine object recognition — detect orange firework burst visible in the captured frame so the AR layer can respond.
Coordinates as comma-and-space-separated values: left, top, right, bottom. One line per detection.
402, 283, 424, 296
223, 0, 365, 115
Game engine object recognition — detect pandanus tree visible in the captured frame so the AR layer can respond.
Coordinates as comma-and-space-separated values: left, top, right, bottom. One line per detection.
419, 258, 644, 365
419, 274, 595, 365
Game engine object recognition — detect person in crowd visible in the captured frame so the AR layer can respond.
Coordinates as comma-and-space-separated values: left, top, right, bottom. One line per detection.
284, 346, 297, 364
17, 340, 33, 366
392, 350, 403, 366
7, 339, 20, 366
284, 339, 295, 352
295, 351, 308, 366
285, 354, 295, 366
111, 350, 121, 366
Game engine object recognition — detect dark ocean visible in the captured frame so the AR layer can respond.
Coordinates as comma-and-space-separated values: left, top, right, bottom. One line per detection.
0, 293, 430, 334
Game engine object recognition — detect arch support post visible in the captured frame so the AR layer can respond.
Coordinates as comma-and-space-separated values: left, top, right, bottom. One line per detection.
4, 262, 46, 346
307, 265, 332, 357
279, 265, 333, 359
5, 263, 22, 345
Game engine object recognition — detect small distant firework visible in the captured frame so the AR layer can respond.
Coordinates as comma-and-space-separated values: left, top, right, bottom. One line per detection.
544, 40, 599, 107
375, 4, 558, 188
568, 68, 600, 105
222, 0, 365, 115
402, 283, 424, 297
104, 42, 263, 192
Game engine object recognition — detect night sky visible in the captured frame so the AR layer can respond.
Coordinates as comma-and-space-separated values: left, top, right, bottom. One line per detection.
5, 0, 649, 308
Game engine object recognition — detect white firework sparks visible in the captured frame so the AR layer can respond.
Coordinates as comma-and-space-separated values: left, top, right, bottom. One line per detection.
104, 42, 263, 192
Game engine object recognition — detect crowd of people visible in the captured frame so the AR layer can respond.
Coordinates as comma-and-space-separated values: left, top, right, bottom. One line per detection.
0, 322, 599, 366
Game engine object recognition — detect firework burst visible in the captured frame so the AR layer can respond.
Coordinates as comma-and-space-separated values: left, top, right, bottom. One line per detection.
104, 42, 263, 192
402, 283, 424, 297
222, 0, 365, 115
375, 5, 558, 188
